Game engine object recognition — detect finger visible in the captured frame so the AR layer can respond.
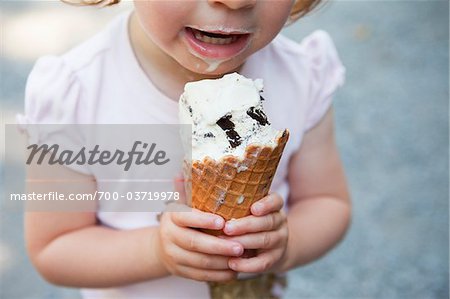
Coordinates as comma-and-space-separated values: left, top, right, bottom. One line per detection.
171, 208, 224, 230
170, 244, 231, 270
224, 212, 285, 236
175, 265, 237, 282
228, 249, 283, 273
174, 227, 244, 256
251, 193, 284, 216
220, 230, 284, 250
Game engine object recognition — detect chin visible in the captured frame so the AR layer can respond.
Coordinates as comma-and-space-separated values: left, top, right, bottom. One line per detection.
187, 61, 244, 78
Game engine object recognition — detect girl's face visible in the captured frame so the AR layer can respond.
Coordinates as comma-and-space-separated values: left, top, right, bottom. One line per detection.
133, 0, 294, 76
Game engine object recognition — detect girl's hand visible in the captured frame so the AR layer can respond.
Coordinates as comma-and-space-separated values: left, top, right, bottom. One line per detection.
156, 205, 244, 282
221, 193, 289, 273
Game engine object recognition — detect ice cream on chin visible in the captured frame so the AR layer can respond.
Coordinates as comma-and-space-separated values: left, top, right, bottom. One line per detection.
179, 72, 289, 230
179, 72, 281, 161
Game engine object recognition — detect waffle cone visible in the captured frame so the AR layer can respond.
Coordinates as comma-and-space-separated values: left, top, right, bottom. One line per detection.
184, 130, 289, 235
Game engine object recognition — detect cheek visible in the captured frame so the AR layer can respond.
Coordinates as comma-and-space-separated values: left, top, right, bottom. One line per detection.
256, 1, 294, 39
133, 1, 193, 41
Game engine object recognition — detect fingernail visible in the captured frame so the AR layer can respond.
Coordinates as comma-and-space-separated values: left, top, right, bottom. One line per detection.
233, 245, 242, 255
225, 222, 234, 233
215, 218, 224, 228
253, 203, 263, 214
229, 261, 237, 269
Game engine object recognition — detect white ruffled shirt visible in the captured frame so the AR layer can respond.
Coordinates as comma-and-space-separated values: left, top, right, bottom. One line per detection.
19, 11, 345, 299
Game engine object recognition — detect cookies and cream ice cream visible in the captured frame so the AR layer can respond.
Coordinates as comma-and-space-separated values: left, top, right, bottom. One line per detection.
179, 72, 281, 161
179, 72, 289, 235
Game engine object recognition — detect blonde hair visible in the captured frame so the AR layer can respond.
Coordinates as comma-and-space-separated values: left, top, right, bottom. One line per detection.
288, 0, 323, 23
61, 0, 322, 21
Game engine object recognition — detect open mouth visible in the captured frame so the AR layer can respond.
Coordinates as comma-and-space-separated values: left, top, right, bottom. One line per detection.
184, 27, 251, 59
188, 27, 244, 45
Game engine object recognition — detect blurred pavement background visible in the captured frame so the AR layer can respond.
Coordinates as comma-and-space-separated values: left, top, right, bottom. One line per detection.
1, 1, 448, 298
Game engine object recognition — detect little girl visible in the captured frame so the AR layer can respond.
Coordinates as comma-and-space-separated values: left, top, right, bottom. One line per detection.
21, 0, 351, 298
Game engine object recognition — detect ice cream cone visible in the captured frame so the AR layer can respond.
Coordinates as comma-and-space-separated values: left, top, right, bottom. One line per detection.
184, 129, 289, 235
178, 73, 290, 294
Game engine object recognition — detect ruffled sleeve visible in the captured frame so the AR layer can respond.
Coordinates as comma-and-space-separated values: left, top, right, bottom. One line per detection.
300, 30, 346, 131
16, 56, 91, 175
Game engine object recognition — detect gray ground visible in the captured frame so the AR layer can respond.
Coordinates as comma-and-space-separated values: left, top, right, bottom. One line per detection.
1, 1, 448, 298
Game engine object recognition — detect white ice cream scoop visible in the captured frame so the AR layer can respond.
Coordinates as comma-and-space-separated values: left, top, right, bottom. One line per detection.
179, 73, 281, 161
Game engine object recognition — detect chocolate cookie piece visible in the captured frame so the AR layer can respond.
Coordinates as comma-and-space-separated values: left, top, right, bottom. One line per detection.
247, 107, 270, 126
216, 114, 242, 148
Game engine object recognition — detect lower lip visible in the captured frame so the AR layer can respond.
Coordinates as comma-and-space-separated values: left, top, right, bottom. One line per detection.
184, 27, 250, 59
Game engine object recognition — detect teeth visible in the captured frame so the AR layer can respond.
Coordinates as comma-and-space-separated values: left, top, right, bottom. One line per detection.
193, 30, 238, 45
